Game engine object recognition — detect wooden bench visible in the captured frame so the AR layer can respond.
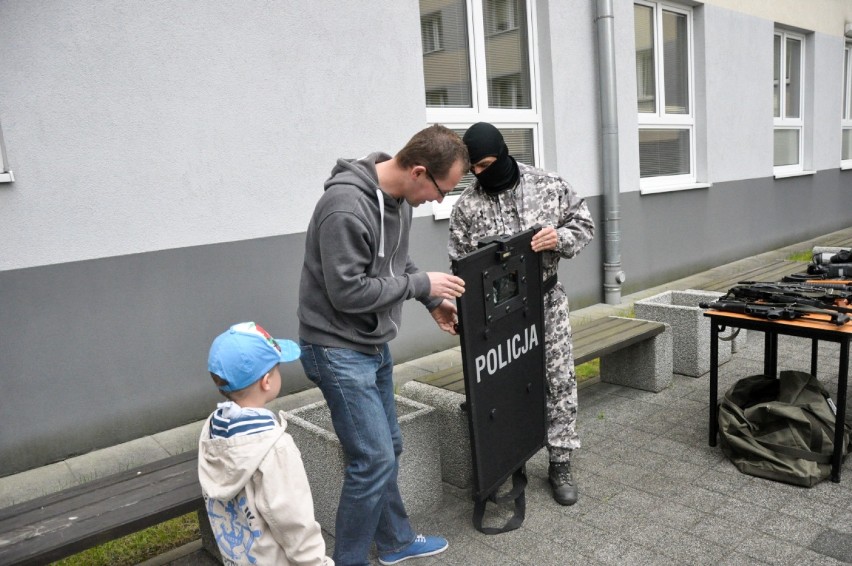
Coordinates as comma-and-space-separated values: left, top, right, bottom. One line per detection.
0, 451, 220, 566
414, 315, 672, 394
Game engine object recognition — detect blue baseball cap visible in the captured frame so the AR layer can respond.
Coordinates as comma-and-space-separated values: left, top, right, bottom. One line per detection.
207, 322, 301, 392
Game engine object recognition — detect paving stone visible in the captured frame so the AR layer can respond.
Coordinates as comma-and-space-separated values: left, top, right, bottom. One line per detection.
689, 513, 751, 547
792, 547, 850, 565
717, 551, 773, 565
737, 531, 809, 565
808, 529, 852, 563
610, 489, 705, 531
591, 539, 671, 565
752, 512, 824, 547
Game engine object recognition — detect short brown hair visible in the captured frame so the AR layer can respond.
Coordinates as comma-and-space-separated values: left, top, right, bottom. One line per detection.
395, 124, 469, 179
210, 372, 248, 401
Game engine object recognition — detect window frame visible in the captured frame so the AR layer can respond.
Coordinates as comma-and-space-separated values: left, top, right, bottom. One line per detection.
634, 0, 697, 194
421, 11, 444, 54
422, 0, 542, 219
773, 28, 806, 175
842, 42, 852, 169
0, 120, 13, 183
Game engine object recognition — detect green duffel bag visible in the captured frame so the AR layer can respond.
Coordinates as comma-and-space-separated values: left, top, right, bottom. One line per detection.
718, 370, 851, 487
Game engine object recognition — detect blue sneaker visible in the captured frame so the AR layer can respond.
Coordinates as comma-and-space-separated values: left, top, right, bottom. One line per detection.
378, 534, 449, 565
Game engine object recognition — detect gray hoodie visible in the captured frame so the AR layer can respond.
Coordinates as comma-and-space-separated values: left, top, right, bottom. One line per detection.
298, 153, 440, 354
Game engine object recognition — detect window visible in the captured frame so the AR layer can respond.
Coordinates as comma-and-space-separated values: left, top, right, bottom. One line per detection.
0, 120, 12, 183
843, 42, 852, 168
486, 0, 518, 35
634, 1, 696, 192
420, 0, 540, 219
773, 29, 805, 173
421, 12, 444, 54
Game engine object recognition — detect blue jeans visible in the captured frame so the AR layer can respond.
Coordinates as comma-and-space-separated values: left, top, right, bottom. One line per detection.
300, 341, 416, 566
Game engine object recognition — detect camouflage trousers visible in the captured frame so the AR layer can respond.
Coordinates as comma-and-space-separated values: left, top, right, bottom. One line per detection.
544, 284, 579, 463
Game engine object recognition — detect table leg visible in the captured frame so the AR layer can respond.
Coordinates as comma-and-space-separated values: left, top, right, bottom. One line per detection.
831, 339, 849, 483
764, 331, 773, 377
765, 331, 778, 378
811, 338, 819, 377
710, 322, 719, 447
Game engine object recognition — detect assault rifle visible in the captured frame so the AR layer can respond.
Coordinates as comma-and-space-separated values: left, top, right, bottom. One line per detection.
699, 299, 850, 326
783, 272, 852, 285
807, 263, 852, 278
728, 282, 852, 312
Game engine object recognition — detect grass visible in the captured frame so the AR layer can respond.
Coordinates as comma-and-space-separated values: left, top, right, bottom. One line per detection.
576, 358, 600, 382
52, 513, 200, 566
786, 250, 813, 262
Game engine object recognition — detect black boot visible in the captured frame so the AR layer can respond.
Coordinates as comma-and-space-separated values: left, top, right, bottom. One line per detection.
548, 461, 578, 506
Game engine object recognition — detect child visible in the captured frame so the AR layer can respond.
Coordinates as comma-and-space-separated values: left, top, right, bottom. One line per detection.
198, 321, 333, 566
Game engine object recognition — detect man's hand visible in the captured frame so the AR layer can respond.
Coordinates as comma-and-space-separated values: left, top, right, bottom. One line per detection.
430, 300, 459, 335
427, 272, 466, 300
531, 225, 559, 252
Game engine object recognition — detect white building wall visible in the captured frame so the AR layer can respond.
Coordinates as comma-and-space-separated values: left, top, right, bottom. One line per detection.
811, 32, 846, 170
703, 5, 775, 183
537, 0, 602, 199
703, 0, 852, 37
0, 1, 427, 271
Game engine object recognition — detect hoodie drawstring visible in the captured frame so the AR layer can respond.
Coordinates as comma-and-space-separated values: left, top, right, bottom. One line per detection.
376, 189, 385, 258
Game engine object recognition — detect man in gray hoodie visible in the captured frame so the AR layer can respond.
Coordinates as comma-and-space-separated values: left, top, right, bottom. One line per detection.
298, 125, 468, 566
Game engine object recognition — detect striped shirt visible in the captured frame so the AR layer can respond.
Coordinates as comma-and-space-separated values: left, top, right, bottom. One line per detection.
209, 402, 278, 439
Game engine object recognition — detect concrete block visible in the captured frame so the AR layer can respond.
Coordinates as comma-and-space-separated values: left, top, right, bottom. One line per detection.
398, 381, 472, 490
65, 436, 170, 482
283, 395, 442, 530
634, 290, 733, 377
0, 461, 77, 508
599, 318, 673, 392
152, 421, 204, 456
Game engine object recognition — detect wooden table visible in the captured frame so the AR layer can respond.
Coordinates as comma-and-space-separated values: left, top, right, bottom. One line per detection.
705, 310, 852, 482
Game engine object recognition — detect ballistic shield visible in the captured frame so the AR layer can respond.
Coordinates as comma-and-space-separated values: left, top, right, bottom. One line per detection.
452, 227, 547, 533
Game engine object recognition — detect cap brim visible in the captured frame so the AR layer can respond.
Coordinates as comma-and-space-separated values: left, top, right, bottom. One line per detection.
275, 338, 301, 362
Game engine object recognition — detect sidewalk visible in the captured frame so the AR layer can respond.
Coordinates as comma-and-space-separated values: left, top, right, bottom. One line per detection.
152, 226, 852, 566
8, 227, 852, 565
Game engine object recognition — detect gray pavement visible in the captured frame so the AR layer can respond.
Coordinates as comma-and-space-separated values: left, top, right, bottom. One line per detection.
152, 334, 852, 566
8, 227, 852, 565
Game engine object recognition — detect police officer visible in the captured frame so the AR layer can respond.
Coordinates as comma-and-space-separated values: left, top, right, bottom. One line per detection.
448, 122, 595, 505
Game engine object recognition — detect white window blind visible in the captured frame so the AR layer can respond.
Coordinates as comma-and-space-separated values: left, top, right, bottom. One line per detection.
483, 0, 530, 109
421, 0, 472, 108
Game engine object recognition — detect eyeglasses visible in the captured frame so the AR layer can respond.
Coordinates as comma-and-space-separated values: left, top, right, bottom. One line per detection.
425, 168, 452, 199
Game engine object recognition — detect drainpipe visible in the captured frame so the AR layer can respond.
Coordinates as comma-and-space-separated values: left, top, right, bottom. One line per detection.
594, 0, 626, 304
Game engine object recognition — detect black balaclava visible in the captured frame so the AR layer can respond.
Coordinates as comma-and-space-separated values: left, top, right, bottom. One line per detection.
463, 122, 520, 195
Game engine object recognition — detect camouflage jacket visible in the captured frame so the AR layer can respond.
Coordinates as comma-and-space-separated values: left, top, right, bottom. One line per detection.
448, 162, 595, 282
